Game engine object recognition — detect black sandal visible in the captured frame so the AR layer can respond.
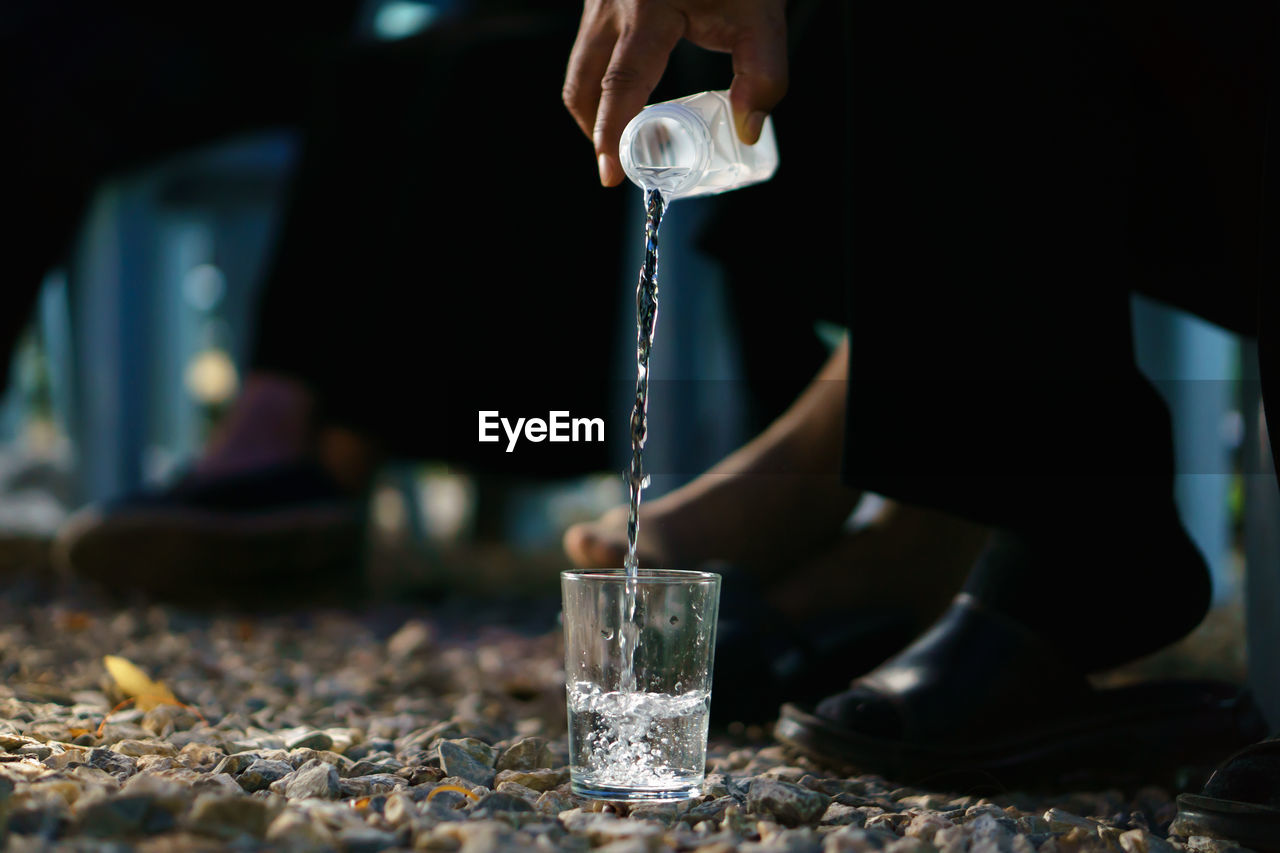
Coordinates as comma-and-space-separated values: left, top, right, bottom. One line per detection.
775, 594, 1267, 789
1174, 738, 1280, 851
711, 561, 920, 726
53, 460, 366, 607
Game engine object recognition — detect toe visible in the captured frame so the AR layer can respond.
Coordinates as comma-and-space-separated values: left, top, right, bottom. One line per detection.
562, 523, 595, 567
563, 522, 626, 568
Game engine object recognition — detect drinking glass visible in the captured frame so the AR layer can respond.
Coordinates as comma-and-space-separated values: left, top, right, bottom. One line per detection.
561, 568, 721, 802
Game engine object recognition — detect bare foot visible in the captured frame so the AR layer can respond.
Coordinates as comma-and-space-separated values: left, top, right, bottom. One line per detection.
563, 333, 989, 624
565, 339, 858, 570
562, 491, 739, 569
565, 488, 988, 628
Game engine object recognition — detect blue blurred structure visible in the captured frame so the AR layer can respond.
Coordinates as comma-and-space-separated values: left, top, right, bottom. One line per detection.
1241, 341, 1280, 727
1130, 295, 1280, 731
57, 132, 298, 503
1132, 294, 1242, 604
4, 0, 457, 505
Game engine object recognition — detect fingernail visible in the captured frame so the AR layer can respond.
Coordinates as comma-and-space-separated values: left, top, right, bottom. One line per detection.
597, 153, 612, 186
743, 111, 767, 144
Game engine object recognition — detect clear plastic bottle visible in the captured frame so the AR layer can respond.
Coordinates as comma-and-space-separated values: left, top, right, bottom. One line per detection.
619, 90, 779, 200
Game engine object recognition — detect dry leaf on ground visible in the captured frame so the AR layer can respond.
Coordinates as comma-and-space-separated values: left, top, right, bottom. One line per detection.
103, 654, 178, 710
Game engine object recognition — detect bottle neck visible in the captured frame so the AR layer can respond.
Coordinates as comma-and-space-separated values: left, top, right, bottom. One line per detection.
620, 104, 711, 197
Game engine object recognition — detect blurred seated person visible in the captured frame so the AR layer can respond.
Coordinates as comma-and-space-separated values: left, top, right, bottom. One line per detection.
7, 2, 637, 598
11, 1, 902, 605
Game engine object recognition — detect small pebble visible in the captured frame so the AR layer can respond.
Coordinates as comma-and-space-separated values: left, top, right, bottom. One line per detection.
0, 576, 1209, 851
283, 761, 340, 800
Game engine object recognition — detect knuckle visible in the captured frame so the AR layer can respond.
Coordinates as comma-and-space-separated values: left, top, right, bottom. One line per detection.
592, 110, 610, 139
600, 65, 642, 92
561, 80, 597, 128
561, 80, 584, 111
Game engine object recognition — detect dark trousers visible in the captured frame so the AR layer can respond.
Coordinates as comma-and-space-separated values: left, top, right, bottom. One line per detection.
830, 0, 1277, 527
245, 14, 632, 467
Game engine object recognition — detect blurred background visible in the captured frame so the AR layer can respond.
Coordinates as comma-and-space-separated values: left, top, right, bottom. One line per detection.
1, 0, 1277, 722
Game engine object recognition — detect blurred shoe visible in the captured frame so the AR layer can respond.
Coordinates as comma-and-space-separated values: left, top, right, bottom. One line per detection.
1174, 737, 1280, 852
53, 460, 366, 608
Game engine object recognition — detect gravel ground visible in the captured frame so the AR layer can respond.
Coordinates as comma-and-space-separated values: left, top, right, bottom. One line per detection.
0, 569, 1250, 853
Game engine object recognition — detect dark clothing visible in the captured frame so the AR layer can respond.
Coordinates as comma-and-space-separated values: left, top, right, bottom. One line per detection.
246, 13, 630, 467
4, 3, 834, 476
826, 1, 1275, 521
817, 0, 1273, 671
5, 0, 1276, 498
7, 5, 628, 474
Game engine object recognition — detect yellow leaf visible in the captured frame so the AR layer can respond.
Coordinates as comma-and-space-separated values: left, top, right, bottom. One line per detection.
426, 785, 479, 802
103, 655, 177, 711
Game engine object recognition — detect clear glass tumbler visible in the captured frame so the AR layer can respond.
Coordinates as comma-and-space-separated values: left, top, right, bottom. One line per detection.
561, 568, 721, 802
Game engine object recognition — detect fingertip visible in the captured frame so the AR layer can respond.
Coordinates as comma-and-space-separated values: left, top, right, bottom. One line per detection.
597, 152, 624, 187
729, 75, 783, 144
737, 110, 767, 145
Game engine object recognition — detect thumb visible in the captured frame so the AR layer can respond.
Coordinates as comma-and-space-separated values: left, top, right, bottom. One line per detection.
728, 18, 789, 145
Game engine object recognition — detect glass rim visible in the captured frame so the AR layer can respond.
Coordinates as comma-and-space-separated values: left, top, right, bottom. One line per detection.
561, 568, 720, 584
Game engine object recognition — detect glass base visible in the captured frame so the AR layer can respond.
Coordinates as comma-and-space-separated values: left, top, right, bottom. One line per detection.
570, 778, 702, 803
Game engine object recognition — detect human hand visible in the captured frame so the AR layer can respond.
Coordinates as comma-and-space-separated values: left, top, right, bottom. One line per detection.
562, 0, 788, 187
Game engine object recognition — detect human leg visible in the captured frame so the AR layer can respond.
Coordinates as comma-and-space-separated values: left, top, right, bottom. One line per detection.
565, 338, 860, 569
244, 11, 627, 471
1170, 18, 1280, 841
773, 0, 1267, 783
563, 336, 988, 629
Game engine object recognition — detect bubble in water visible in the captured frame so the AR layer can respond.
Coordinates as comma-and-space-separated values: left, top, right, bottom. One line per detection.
569, 682, 710, 791
601, 629, 615, 640
669, 616, 679, 625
